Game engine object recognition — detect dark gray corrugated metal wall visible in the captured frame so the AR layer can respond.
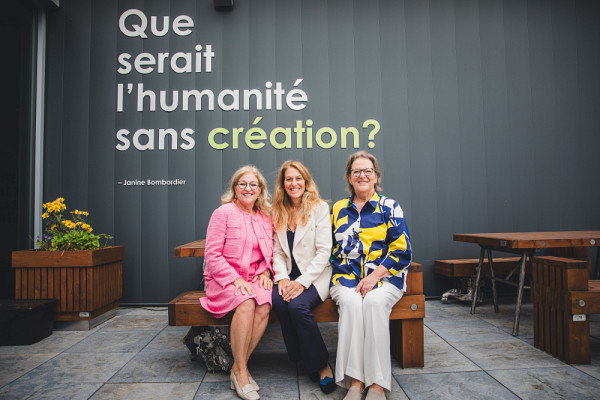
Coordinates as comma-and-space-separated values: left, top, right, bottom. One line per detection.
43, 0, 600, 303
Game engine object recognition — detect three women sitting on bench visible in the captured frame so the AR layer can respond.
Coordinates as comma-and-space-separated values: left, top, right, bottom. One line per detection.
200, 151, 412, 400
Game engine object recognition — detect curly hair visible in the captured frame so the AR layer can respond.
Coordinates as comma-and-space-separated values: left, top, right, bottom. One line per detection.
272, 160, 324, 231
221, 165, 272, 214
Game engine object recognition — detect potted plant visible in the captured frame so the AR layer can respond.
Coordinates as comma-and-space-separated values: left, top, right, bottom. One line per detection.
12, 197, 124, 324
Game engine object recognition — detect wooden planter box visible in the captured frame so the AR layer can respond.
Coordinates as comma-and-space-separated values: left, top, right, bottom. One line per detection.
11, 246, 125, 322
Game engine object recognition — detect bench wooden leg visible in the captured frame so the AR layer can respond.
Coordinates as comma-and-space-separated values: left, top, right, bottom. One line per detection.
390, 319, 424, 368
563, 312, 590, 364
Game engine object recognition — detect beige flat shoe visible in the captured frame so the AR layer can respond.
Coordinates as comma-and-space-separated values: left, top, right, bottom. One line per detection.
343, 386, 364, 400
230, 370, 260, 400
249, 373, 259, 391
365, 387, 386, 400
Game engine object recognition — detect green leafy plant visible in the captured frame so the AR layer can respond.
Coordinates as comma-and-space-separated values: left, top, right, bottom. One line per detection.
36, 197, 113, 251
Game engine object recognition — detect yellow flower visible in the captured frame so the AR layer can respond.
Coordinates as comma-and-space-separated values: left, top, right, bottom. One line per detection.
42, 213, 49, 219
51, 225, 57, 231
61, 220, 76, 229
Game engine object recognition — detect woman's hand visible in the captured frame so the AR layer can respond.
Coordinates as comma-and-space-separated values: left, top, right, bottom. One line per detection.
282, 280, 305, 302
356, 264, 390, 298
252, 271, 273, 290
355, 274, 379, 298
233, 277, 256, 297
278, 278, 290, 296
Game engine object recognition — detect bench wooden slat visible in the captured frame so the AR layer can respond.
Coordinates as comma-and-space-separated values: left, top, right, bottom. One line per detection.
169, 291, 425, 326
567, 281, 600, 314
434, 257, 523, 278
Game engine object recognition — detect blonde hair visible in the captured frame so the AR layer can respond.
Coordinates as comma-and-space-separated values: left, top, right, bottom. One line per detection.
221, 165, 272, 214
272, 160, 323, 231
345, 150, 382, 194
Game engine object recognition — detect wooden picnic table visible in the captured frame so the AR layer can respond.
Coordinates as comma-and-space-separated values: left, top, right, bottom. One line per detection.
453, 231, 600, 336
174, 239, 206, 258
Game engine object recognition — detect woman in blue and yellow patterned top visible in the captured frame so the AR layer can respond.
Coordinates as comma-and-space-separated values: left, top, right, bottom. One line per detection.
330, 151, 412, 400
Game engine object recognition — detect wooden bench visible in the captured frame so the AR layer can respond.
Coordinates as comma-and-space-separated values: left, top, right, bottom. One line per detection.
532, 256, 600, 364
169, 262, 425, 368
434, 257, 524, 278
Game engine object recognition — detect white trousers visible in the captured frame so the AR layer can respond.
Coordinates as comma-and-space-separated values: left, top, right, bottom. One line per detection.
330, 281, 403, 392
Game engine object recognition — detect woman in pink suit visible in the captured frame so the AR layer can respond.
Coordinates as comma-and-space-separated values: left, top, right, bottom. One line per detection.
200, 165, 274, 400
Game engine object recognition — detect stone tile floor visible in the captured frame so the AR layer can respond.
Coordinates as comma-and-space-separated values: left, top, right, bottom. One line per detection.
0, 299, 598, 399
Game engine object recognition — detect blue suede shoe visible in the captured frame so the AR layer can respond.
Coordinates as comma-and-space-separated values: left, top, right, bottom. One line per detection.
319, 363, 336, 394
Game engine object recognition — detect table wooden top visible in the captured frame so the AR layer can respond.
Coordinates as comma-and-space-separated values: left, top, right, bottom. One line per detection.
453, 231, 600, 249
174, 239, 205, 257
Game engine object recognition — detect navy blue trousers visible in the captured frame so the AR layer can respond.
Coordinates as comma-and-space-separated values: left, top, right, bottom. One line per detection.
271, 284, 329, 374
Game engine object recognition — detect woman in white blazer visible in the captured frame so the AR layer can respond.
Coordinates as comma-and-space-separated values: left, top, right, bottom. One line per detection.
271, 160, 336, 394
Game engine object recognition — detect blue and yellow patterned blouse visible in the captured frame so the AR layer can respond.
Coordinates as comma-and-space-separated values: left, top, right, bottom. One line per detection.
330, 192, 412, 292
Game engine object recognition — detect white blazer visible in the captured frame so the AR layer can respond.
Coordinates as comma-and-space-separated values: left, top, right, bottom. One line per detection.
272, 201, 333, 301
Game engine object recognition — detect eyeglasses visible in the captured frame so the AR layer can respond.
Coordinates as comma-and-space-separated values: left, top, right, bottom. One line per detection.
351, 168, 375, 177
237, 182, 260, 190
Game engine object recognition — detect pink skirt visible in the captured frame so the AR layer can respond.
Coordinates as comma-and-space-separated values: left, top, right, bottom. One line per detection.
200, 277, 273, 319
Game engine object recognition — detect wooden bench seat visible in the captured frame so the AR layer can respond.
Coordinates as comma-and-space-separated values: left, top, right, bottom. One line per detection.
169, 262, 425, 368
434, 257, 524, 278
532, 256, 600, 364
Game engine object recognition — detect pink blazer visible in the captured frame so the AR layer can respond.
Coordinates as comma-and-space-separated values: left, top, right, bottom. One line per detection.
203, 202, 274, 289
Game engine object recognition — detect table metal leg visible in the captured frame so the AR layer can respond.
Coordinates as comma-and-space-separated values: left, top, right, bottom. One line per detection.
512, 252, 528, 336
471, 246, 486, 314
487, 248, 499, 313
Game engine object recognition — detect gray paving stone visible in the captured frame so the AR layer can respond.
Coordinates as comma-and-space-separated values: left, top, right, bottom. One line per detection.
426, 318, 517, 343
201, 370, 230, 383
395, 371, 519, 400
91, 382, 200, 400
116, 306, 169, 316
65, 330, 158, 353
424, 301, 475, 321
0, 331, 90, 355
423, 325, 446, 345
392, 341, 480, 375
244, 378, 298, 400
254, 324, 288, 354
195, 378, 299, 400
247, 352, 298, 380
573, 336, 600, 379
298, 374, 346, 400
193, 380, 243, 400
14, 352, 135, 384
489, 366, 600, 400
0, 382, 102, 400
100, 314, 168, 331
144, 326, 192, 352
109, 349, 206, 383
452, 338, 566, 370
0, 300, 598, 399
0, 354, 57, 387
478, 313, 535, 338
